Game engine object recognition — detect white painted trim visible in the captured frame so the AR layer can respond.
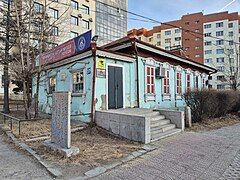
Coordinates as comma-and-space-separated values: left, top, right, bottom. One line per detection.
136, 43, 216, 72
96, 50, 135, 63
106, 63, 125, 110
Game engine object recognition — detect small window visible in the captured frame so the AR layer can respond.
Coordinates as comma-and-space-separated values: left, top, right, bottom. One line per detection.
34, 2, 43, 13
157, 34, 161, 38
216, 57, 224, 63
228, 23, 233, 28
157, 41, 161, 46
175, 37, 181, 41
229, 31, 233, 37
186, 74, 191, 92
165, 30, 171, 36
204, 24, 211, 29
204, 50, 212, 55
49, 77, 56, 94
195, 54, 200, 58
216, 49, 224, 54
72, 70, 84, 93
49, 8, 59, 19
204, 33, 211, 37
217, 76, 225, 81
204, 41, 212, 46
70, 31, 78, 38
146, 66, 155, 94
51, 26, 59, 36
216, 40, 224, 45
176, 72, 182, 95
71, 0, 78, 9
175, 29, 180, 33
82, 5, 89, 14
195, 76, 199, 89
204, 58, 212, 63
216, 31, 223, 36
165, 38, 171, 43
164, 70, 170, 94
217, 85, 225, 89
216, 22, 224, 28
82, 19, 89, 29
229, 40, 234, 45
71, 15, 78, 25
217, 66, 225, 72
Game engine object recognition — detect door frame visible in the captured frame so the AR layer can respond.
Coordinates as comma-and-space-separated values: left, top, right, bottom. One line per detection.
106, 63, 125, 110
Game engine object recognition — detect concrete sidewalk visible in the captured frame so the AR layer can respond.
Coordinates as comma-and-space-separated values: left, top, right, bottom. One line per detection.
94, 124, 240, 180
0, 129, 52, 180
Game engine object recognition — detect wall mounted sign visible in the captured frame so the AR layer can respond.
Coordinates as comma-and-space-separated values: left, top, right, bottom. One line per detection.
97, 57, 105, 69
87, 67, 91, 75
39, 30, 92, 66
96, 68, 106, 78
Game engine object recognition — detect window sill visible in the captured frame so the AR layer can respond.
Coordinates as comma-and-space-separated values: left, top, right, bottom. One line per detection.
162, 94, 171, 101
175, 94, 182, 100
145, 93, 156, 101
72, 93, 85, 97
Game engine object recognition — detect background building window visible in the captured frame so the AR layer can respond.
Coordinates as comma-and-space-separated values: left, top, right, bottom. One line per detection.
34, 2, 43, 13
82, 5, 89, 14
165, 30, 171, 36
216, 22, 224, 28
72, 70, 84, 93
49, 8, 59, 19
82, 20, 89, 29
146, 66, 155, 94
216, 31, 223, 36
195, 76, 199, 89
204, 24, 211, 29
71, 0, 78, 9
70, 31, 78, 38
71, 16, 78, 25
51, 26, 59, 36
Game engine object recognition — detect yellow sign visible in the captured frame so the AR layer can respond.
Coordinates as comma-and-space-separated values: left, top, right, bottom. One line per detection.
97, 57, 105, 69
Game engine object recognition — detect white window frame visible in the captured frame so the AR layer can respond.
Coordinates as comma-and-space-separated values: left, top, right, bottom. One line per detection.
72, 69, 84, 94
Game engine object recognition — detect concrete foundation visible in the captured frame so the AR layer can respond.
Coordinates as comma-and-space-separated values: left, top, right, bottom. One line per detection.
43, 140, 79, 157
96, 110, 151, 144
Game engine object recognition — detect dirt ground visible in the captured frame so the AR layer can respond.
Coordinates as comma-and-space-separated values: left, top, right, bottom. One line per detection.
186, 114, 240, 132
26, 127, 142, 177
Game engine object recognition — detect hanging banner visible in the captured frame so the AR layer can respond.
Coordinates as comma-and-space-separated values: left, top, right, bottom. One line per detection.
39, 30, 92, 66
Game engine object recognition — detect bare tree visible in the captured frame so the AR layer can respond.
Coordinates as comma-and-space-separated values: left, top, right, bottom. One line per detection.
0, 0, 70, 118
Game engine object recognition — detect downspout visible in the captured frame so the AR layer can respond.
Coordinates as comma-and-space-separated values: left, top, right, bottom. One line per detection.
174, 68, 177, 108
133, 40, 140, 108
91, 42, 97, 125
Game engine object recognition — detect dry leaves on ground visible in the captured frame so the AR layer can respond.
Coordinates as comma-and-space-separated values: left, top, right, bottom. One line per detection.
187, 114, 240, 132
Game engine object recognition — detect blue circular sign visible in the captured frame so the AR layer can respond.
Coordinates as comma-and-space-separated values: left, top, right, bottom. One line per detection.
77, 36, 86, 51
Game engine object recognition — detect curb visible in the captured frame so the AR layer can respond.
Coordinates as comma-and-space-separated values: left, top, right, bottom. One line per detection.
71, 144, 157, 180
1, 126, 62, 178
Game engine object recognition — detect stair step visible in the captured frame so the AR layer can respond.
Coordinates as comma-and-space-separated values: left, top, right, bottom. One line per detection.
150, 119, 171, 127
151, 124, 176, 134
143, 111, 160, 117
150, 115, 166, 122
151, 128, 182, 142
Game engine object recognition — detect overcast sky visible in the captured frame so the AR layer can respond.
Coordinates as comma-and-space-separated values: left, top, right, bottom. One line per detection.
128, 0, 240, 30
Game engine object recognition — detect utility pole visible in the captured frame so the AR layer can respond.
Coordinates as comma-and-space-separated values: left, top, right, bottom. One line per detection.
3, 0, 11, 114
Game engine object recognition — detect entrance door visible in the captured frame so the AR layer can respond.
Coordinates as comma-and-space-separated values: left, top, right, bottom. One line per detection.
108, 66, 123, 109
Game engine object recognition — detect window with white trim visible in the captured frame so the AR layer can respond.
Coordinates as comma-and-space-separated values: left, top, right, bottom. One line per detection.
176, 72, 182, 95
186, 74, 191, 92
146, 66, 155, 94
49, 77, 56, 94
195, 76, 199, 89
72, 70, 84, 93
164, 69, 170, 94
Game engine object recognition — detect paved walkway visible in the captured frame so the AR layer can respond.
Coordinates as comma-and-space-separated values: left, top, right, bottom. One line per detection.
95, 124, 240, 180
0, 129, 52, 180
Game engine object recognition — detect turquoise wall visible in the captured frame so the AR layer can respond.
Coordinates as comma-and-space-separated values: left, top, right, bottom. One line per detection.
33, 54, 208, 123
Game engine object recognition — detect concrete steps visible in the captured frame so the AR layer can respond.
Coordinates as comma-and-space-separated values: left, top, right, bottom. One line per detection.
146, 110, 181, 142
151, 128, 182, 142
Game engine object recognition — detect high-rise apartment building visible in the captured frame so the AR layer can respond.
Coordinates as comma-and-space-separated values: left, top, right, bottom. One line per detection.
128, 12, 240, 90
0, 0, 128, 95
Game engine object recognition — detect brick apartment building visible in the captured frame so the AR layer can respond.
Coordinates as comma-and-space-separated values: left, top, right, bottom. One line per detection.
128, 11, 240, 89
